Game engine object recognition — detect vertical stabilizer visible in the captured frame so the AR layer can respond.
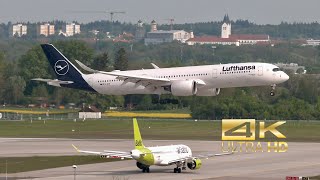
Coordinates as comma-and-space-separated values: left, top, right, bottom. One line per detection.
133, 118, 145, 148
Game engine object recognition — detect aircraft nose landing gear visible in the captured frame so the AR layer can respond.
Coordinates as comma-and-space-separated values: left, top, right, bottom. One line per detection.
270, 84, 276, 96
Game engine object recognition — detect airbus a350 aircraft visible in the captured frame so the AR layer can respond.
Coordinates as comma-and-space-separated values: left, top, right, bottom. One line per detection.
33, 44, 289, 96
72, 118, 231, 173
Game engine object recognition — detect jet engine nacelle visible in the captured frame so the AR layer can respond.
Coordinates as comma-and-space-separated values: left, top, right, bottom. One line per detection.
170, 80, 197, 96
187, 159, 202, 170
196, 88, 220, 96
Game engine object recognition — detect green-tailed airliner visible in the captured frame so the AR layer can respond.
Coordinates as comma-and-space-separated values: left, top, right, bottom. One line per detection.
72, 118, 231, 173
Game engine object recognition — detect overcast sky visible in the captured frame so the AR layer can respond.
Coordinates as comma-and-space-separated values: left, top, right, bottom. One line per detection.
0, 0, 319, 24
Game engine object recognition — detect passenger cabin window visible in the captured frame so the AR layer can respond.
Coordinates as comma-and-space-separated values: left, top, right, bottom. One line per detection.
272, 68, 280, 72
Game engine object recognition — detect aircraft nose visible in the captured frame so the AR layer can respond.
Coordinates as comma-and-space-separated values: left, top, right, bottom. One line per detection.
283, 73, 289, 81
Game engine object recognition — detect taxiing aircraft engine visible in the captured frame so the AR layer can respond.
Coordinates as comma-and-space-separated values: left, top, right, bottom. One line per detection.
170, 80, 197, 96
187, 158, 202, 170
196, 88, 220, 96
136, 162, 147, 169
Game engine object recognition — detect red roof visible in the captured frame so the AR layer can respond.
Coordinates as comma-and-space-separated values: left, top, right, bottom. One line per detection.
187, 36, 238, 42
229, 34, 269, 40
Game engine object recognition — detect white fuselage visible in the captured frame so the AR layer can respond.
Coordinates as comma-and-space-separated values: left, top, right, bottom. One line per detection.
82, 62, 289, 95
132, 145, 192, 166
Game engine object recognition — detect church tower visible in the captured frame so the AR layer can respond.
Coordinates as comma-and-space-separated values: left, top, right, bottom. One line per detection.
221, 14, 231, 38
150, 20, 157, 32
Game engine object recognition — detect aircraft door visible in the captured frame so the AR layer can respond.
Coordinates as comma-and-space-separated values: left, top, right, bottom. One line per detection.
258, 66, 263, 76
212, 69, 217, 78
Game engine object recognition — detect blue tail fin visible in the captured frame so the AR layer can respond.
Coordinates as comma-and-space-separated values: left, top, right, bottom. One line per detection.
41, 44, 95, 92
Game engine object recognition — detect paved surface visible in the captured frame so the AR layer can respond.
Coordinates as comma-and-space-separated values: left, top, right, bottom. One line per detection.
1, 138, 319, 180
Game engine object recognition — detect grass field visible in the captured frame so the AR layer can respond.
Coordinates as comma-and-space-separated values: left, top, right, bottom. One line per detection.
311, 176, 320, 180
0, 156, 122, 174
0, 119, 319, 142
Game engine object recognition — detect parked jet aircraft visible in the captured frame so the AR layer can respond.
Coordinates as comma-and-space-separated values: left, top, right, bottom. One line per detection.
33, 44, 289, 96
72, 118, 232, 173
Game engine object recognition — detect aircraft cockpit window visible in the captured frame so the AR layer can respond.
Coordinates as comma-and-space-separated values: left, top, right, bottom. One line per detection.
272, 68, 280, 72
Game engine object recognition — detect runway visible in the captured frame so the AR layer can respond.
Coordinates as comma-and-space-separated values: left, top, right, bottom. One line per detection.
1, 138, 320, 180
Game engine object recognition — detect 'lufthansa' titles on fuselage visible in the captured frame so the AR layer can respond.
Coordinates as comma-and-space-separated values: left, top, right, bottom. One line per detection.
222, 65, 256, 72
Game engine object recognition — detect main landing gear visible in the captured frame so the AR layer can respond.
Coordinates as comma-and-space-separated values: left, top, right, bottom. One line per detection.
173, 167, 181, 173
173, 162, 186, 173
270, 84, 276, 96
142, 167, 150, 173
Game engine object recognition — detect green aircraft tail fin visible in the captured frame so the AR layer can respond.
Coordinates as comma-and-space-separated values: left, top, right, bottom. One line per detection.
133, 118, 145, 149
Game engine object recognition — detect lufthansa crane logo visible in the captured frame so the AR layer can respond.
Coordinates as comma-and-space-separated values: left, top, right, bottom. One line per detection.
54, 60, 69, 75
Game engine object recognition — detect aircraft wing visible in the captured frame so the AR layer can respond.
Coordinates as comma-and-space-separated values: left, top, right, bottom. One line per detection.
167, 152, 233, 164
72, 144, 132, 159
31, 78, 74, 87
75, 60, 170, 85
75, 60, 206, 88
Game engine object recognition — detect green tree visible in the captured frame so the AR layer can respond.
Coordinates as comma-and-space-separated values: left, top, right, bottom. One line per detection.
18, 45, 50, 95
54, 40, 94, 65
114, 47, 128, 71
4, 76, 26, 104
92, 52, 110, 71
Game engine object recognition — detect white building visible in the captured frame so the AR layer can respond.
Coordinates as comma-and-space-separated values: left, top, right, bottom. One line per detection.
302, 39, 320, 46
221, 14, 231, 38
145, 20, 193, 45
78, 106, 101, 119
11, 24, 27, 37
187, 14, 270, 46
62, 23, 81, 37
38, 23, 55, 37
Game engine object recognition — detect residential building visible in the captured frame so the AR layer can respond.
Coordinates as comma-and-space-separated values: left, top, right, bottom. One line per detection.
63, 23, 81, 37
144, 20, 193, 45
37, 23, 55, 37
10, 24, 27, 37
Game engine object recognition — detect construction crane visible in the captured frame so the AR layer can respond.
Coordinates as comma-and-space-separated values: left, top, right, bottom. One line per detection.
71, 10, 125, 35
71, 10, 126, 22
164, 18, 175, 30
107, 11, 126, 22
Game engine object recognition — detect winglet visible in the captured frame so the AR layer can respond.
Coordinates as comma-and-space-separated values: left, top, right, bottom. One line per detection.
151, 63, 160, 69
72, 144, 80, 152
75, 60, 99, 73
133, 118, 144, 149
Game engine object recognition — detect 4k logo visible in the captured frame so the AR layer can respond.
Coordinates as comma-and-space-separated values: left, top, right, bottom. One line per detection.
222, 119, 286, 141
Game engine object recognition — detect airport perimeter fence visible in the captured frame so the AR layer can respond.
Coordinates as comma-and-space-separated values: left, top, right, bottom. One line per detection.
0, 112, 194, 122
0, 112, 319, 122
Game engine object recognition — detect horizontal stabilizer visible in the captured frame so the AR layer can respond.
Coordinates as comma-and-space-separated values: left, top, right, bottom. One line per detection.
32, 78, 74, 87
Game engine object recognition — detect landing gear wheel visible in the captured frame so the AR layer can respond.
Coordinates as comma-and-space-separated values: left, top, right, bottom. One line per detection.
142, 167, 150, 173
174, 167, 182, 173
270, 91, 275, 96
270, 84, 276, 96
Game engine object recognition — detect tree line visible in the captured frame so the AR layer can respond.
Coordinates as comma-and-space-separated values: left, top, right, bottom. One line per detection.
1, 20, 320, 39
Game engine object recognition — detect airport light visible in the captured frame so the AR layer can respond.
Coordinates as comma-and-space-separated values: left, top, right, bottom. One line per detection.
72, 165, 77, 180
